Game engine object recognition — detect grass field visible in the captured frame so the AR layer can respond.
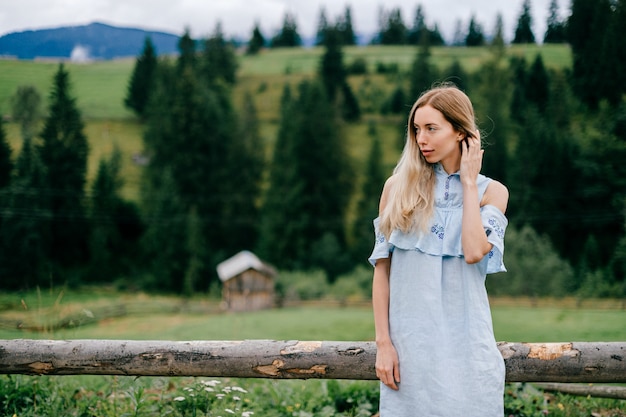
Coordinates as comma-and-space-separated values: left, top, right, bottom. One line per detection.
1, 289, 624, 416
1, 287, 624, 342
0, 44, 572, 119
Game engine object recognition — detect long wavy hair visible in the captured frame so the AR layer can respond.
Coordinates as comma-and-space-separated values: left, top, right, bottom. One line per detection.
379, 84, 477, 237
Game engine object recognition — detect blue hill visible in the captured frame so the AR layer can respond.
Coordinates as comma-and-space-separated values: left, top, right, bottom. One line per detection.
0, 22, 180, 60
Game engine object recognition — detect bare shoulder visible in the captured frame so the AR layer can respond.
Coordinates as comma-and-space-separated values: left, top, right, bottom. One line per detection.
379, 175, 398, 213
482, 180, 509, 214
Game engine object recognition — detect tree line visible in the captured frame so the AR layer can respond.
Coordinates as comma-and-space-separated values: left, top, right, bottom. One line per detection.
246, 0, 568, 51
0, 0, 625, 300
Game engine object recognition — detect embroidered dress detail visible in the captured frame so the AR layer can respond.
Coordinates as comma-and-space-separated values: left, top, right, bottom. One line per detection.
431, 223, 445, 239
444, 176, 452, 200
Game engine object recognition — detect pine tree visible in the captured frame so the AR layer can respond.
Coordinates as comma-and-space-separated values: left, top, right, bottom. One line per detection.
409, 29, 439, 100
183, 205, 205, 297
442, 59, 469, 94
598, 0, 626, 106
141, 31, 247, 290
318, 28, 360, 121
465, 15, 485, 46
319, 27, 346, 101
338, 6, 356, 46
340, 81, 361, 122
474, 47, 511, 183
290, 80, 353, 276
257, 85, 299, 266
10, 85, 42, 140
177, 29, 197, 71
379, 8, 407, 45
258, 81, 353, 275
38, 64, 89, 270
568, 0, 612, 108
124, 37, 157, 118
509, 56, 528, 123
0, 137, 49, 289
140, 167, 187, 292
200, 22, 238, 85
350, 125, 387, 263
407, 5, 427, 44
271, 12, 301, 47
429, 24, 445, 46
315, 7, 329, 46
88, 148, 122, 282
247, 21, 266, 55
544, 0, 566, 43
512, 0, 536, 44
0, 118, 12, 189
222, 91, 264, 252
614, 0, 626, 102
490, 13, 506, 55
526, 54, 550, 112
407, 6, 445, 46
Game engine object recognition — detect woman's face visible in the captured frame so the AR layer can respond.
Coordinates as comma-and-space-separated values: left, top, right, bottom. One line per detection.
413, 104, 463, 172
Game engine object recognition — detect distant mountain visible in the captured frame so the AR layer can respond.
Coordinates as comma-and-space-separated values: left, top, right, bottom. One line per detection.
0, 22, 180, 60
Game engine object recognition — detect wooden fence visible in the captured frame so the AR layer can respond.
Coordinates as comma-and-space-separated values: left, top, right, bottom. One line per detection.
1, 339, 625, 383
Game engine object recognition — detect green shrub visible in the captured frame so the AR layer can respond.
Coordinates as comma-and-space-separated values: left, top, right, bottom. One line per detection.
487, 225, 575, 297
275, 269, 330, 302
347, 57, 368, 75
331, 265, 373, 302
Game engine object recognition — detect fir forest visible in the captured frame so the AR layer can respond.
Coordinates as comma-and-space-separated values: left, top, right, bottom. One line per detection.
0, 0, 625, 303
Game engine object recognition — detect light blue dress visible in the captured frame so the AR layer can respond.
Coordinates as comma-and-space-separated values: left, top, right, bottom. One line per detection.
369, 163, 508, 417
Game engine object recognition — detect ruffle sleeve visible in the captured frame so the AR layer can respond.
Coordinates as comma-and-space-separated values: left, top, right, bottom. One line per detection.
481, 204, 508, 274
368, 217, 392, 266
367, 204, 508, 273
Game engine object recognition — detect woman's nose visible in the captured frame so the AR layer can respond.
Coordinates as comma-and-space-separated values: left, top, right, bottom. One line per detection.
415, 131, 425, 145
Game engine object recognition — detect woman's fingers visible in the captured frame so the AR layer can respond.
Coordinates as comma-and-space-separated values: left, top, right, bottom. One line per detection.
376, 354, 400, 390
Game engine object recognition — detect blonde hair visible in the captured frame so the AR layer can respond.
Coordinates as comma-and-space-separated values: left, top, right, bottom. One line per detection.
379, 84, 477, 237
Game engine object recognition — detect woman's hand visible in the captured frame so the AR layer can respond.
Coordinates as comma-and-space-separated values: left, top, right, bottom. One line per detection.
459, 131, 483, 186
376, 340, 400, 390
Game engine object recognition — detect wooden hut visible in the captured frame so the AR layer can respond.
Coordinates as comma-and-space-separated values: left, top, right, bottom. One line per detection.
216, 251, 276, 311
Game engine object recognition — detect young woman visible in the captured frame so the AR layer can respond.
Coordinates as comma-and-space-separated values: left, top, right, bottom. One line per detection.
369, 84, 509, 416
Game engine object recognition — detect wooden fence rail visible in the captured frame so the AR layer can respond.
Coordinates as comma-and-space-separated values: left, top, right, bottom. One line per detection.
1, 340, 625, 383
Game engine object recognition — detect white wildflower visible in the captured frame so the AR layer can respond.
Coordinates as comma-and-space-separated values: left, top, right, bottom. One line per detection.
233, 396, 241, 401
173, 396, 186, 402
201, 380, 222, 387
231, 386, 248, 393
242, 412, 254, 417
225, 409, 235, 414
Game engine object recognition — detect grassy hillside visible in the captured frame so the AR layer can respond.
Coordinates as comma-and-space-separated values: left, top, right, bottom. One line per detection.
0, 44, 572, 200
0, 44, 571, 119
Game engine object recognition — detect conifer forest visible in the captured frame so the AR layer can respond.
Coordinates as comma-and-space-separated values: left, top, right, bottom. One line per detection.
0, 0, 625, 300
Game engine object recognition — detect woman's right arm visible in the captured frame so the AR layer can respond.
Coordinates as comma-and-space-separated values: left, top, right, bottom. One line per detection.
372, 177, 400, 390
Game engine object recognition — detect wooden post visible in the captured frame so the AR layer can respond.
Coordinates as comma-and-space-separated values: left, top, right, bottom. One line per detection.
0, 339, 625, 382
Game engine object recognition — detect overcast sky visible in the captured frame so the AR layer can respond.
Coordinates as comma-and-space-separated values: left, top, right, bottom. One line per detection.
1, 0, 564, 43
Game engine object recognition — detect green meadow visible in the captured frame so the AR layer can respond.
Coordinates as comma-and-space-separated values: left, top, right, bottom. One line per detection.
0, 289, 625, 417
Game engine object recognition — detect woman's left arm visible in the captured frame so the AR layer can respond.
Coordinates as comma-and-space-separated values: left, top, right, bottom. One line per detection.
460, 136, 509, 264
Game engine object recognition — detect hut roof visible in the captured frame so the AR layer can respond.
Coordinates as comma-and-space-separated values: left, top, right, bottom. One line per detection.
216, 250, 276, 282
